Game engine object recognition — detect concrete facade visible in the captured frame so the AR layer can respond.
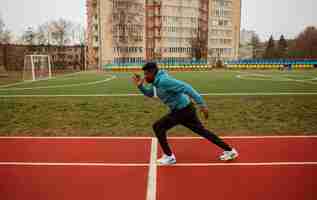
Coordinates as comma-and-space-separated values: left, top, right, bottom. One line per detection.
86, 0, 241, 68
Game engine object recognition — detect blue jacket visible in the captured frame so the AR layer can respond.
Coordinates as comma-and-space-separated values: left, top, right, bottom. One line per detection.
138, 70, 207, 111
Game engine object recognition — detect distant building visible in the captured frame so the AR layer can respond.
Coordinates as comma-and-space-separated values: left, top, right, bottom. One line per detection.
238, 45, 253, 59
0, 44, 85, 71
240, 29, 256, 45
86, 0, 241, 68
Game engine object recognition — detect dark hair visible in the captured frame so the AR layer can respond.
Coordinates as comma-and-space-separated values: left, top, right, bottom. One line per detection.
142, 62, 158, 71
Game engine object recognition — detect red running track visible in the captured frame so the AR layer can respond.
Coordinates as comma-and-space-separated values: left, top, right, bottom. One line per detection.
157, 165, 316, 200
0, 136, 316, 200
0, 165, 148, 200
0, 138, 151, 163
159, 137, 317, 163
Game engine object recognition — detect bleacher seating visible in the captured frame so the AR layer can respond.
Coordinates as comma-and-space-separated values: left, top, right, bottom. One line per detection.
225, 59, 317, 70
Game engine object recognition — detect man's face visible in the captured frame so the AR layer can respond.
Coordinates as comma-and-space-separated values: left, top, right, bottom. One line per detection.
144, 70, 156, 83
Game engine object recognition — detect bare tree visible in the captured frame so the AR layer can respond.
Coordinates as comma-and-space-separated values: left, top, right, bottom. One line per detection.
112, 0, 144, 63
250, 33, 261, 59
22, 27, 36, 45
188, 27, 208, 62
290, 26, 317, 58
70, 23, 85, 45
50, 18, 73, 45
0, 17, 3, 33
34, 20, 84, 46
188, 1, 208, 62
0, 15, 12, 44
36, 22, 51, 45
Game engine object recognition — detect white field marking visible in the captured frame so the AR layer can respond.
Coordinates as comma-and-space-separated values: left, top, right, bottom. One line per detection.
0, 80, 38, 88
170, 162, 317, 167
0, 75, 117, 91
237, 74, 290, 82
280, 74, 317, 80
0, 71, 85, 89
0, 162, 316, 167
0, 136, 317, 140
236, 74, 286, 82
281, 76, 317, 85
146, 138, 158, 200
236, 72, 317, 85
2, 92, 317, 98
0, 162, 149, 167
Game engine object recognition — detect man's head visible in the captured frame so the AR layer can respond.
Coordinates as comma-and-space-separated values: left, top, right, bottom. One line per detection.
142, 62, 159, 83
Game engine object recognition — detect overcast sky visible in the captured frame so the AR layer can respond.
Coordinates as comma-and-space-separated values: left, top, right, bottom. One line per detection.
0, 0, 316, 41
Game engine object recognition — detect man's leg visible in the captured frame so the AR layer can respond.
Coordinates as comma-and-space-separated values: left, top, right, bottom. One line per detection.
153, 113, 179, 156
180, 105, 232, 151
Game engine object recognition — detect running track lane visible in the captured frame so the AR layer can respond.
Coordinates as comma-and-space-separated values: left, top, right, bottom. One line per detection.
157, 137, 317, 200
1, 137, 316, 200
0, 165, 148, 200
0, 138, 151, 163
157, 165, 317, 200
0, 138, 151, 200
158, 137, 317, 163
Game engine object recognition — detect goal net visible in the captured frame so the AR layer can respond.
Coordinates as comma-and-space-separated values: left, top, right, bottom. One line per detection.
23, 55, 52, 81
0, 65, 8, 77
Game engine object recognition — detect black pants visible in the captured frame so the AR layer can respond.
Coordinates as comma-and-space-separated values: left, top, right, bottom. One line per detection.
153, 103, 232, 156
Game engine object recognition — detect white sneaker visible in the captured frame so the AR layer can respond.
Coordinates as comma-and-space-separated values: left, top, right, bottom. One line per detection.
219, 148, 238, 161
157, 154, 176, 165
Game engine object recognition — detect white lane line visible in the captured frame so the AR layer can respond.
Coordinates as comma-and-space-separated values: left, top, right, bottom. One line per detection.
0, 75, 117, 91
170, 162, 317, 167
146, 138, 158, 200
0, 161, 316, 167
0, 136, 316, 140
0, 162, 149, 167
2, 92, 317, 97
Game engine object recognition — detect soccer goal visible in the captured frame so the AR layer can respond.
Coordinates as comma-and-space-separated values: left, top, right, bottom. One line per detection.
23, 55, 52, 81
0, 65, 8, 77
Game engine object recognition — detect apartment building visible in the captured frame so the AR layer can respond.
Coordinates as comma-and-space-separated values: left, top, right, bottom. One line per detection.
86, 0, 241, 68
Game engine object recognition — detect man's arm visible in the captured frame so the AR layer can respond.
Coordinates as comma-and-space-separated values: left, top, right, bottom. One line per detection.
132, 74, 154, 97
162, 78, 206, 106
161, 78, 209, 119
138, 84, 154, 97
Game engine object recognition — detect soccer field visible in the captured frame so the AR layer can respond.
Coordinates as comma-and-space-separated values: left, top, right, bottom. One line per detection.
0, 69, 317, 136
0, 70, 317, 96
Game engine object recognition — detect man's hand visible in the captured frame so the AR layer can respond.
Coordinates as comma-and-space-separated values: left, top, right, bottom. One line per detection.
132, 73, 144, 87
200, 106, 209, 120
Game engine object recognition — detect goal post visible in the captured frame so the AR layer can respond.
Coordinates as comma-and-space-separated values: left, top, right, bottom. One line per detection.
23, 55, 53, 81
0, 65, 8, 77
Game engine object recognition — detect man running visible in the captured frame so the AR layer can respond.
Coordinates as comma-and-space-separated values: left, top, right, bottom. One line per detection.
132, 62, 238, 165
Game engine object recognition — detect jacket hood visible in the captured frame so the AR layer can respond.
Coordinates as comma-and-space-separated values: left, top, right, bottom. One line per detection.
153, 70, 168, 86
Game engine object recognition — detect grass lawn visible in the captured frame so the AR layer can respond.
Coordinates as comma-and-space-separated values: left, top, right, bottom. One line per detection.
0, 70, 316, 136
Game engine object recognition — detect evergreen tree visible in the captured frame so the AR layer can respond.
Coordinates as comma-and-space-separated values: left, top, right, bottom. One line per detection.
277, 35, 288, 58
264, 35, 276, 59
